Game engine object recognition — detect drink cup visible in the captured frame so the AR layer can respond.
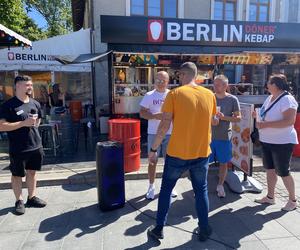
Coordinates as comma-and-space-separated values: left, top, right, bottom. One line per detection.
29, 114, 38, 126
255, 108, 261, 122
215, 106, 221, 120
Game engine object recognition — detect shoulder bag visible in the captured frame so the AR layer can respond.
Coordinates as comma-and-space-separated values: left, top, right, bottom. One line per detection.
251, 91, 289, 146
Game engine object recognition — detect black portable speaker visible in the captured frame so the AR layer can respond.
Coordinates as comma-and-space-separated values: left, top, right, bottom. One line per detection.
96, 141, 125, 211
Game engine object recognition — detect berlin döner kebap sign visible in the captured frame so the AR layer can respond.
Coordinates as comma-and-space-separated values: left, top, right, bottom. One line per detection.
101, 15, 300, 48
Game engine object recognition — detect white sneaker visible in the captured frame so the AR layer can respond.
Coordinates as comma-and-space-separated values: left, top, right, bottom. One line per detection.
216, 185, 226, 198
171, 189, 178, 198
146, 187, 155, 200
281, 200, 297, 211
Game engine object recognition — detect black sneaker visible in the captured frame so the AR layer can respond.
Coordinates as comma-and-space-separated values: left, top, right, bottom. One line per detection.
26, 196, 47, 208
199, 225, 212, 242
147, 225, 164, 240
15, 200, 25, 215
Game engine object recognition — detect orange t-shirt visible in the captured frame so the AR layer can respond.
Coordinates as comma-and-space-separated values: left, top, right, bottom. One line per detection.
162, 85, 216, 160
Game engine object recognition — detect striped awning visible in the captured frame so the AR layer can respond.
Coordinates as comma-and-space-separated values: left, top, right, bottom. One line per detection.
0, 24, 32, 48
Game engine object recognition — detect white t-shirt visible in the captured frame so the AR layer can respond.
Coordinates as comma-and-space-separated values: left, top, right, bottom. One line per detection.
259, 94, 298, 144
140, 89, 172, 135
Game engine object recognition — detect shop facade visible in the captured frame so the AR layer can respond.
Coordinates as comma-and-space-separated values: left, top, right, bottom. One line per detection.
84, 0, 300, 115
0, 29, 92, 106
97, 15, 300, 115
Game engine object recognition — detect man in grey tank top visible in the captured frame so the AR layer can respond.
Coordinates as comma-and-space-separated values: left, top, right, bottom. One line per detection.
210, 75, 241, 198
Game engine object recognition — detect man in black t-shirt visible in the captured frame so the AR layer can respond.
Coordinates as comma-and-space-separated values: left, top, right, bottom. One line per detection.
0, 75, 47, 215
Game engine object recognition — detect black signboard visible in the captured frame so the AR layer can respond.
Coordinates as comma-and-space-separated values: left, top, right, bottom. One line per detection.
101, 15, 300, 49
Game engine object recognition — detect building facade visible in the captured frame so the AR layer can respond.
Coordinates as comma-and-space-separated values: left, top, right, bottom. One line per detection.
73, 0, 300, 113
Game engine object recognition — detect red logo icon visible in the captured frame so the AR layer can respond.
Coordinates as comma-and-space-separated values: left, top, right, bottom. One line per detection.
148, 20, 163, 42
8, 52, 14, 60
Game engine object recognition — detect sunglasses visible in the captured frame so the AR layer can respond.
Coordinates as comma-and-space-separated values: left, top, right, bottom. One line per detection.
155, 79, 166, 84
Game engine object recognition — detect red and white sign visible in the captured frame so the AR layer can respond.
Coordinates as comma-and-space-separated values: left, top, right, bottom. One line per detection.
148, 20, 163, 42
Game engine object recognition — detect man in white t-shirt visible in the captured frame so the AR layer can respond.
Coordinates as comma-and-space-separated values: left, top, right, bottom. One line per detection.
140, 71, 177, 200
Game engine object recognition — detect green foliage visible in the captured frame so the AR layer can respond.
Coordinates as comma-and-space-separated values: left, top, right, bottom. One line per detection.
0, 0, 72, 42
24, 0, 72, 37
0, 0, 46, 41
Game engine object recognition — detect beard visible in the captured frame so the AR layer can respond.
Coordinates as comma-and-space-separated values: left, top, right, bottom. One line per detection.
26, 90, 32, 96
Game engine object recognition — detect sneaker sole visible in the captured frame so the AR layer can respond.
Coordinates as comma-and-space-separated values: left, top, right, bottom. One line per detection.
15, 210, 25, 215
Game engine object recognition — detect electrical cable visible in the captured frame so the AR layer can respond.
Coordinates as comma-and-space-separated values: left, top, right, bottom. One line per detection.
56, 164, 236, 249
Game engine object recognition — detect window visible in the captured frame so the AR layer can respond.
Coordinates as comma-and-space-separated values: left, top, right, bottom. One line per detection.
249, 0, 270, 22
214, 0, 237, 21
131, 0, 178, 17
288, 0, 299, 23
131, 0, 144, 15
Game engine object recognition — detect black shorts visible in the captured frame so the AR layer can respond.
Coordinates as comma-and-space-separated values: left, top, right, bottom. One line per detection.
261, 142, 294, 177
9, 148, 44, 177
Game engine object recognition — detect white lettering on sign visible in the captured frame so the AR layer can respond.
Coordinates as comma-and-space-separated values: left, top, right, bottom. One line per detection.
230, 25, 243, 42
167, 22, 181, 40
244, 34, 274, 43
196, 24, 209, 41
166, 22, 243, 42
161, 21, 277, 44
182, 23, 195, 41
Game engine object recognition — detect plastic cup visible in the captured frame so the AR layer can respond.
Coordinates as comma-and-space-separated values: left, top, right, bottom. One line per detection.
255, 108, 261, 122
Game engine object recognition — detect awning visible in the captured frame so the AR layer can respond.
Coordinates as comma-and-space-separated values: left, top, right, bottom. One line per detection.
109, 44, 300, 55
55, 50, 113, 64
0, 24, 32, 48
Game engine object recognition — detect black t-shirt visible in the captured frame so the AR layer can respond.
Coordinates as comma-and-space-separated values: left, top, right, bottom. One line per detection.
0, 96, 42, 154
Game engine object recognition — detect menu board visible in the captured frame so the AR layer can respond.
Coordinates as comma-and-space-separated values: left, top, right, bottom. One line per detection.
231, 103, 254, 176
217, 53, 273, 65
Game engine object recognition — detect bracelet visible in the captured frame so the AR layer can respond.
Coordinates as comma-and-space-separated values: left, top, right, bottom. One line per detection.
150, 147, 157, 153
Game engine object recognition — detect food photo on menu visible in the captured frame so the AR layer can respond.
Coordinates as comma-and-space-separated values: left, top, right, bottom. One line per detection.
230, 104, 253, 175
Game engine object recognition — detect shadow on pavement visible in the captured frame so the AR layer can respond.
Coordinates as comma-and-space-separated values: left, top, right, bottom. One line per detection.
123, 176, 288, 249
0, 206, 14, 216
62, 181, 96, 191
39, 202, 135, 241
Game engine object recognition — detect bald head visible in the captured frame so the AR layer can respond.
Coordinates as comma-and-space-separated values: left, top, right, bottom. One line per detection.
155, 71, 169, 92
156, 71, 169, 81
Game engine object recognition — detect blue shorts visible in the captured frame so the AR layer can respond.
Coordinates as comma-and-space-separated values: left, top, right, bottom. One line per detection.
209, 140, 232, 164
148, 134, 170, 158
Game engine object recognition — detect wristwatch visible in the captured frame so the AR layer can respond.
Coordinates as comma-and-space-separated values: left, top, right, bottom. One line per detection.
150, 147, 157, 153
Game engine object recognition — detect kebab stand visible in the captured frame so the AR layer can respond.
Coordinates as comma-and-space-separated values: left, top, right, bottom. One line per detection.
101, 15, 300, 192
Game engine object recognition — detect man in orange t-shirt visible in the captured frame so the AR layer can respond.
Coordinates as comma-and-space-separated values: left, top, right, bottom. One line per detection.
147, 62, 217, 242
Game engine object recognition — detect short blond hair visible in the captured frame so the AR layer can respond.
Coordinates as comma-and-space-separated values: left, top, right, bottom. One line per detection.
214, 74, 229, 85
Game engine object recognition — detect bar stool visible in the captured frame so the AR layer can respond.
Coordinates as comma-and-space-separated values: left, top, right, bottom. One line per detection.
39, 124, 60, 156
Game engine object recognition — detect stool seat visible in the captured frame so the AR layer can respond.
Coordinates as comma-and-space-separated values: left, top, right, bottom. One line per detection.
39, 124, 60, 156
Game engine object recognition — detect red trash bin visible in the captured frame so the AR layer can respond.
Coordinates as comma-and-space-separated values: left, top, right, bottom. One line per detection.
293, 113, 300, 157
108, 118, 140, 172
69, 101, 82, 122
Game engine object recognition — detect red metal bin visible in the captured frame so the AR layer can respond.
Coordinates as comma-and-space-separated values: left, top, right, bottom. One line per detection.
108, 118, 141, 172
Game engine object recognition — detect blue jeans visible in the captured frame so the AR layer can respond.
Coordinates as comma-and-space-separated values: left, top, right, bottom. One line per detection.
156, 154, 210, 230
